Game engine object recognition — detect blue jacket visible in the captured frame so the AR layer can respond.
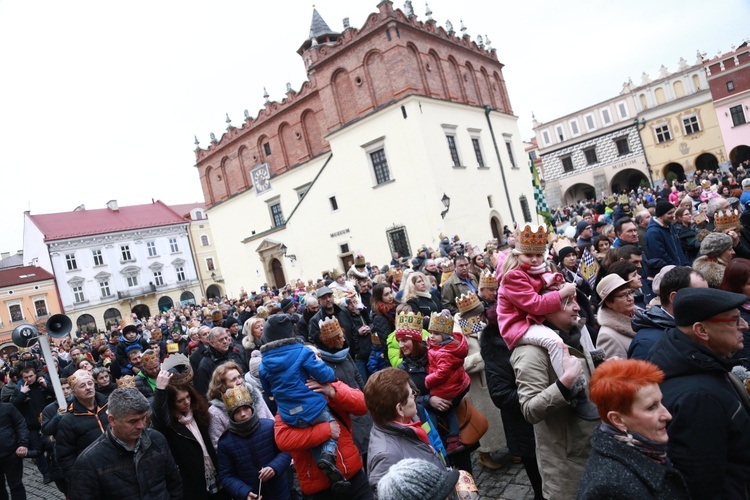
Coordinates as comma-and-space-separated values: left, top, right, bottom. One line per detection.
259, 337, 336, 426
644, 219, 689, 274
627, 306, 675, 360
217, 418, 291, 500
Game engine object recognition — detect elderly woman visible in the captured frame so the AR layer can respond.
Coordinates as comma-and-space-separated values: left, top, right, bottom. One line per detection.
206, 361, 273, 450
152, 370, 225, 499
718, 258, 750, 369
595, 274, 637, 360
693, 232, 734, 288
578, 359, 689, 499
364, 368, 448, 495
606, 261, 645, 309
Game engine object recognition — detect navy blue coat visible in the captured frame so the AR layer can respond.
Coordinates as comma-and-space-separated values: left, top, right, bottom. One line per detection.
644, 219, 689, 274
217, 418, 291, 500
628, 306, 675, 360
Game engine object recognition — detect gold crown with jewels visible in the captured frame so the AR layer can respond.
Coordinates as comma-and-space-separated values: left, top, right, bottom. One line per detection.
515, 225, 548, 255
222, 385, 254, 414
396, 312, 423, 334
428, 310, 453, 335
479, 270, 498, 289
714, 209, 740, 232
456, 292, 482, 316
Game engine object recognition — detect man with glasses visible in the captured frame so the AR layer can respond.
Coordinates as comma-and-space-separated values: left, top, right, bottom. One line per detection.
646, 288, 750, 499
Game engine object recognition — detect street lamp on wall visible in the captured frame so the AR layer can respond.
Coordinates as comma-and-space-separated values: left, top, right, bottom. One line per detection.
441, 193, 451, 219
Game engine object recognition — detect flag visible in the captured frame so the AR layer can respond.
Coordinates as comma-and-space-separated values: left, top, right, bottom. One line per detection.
577, 247, 600, 289
529, 154, 553, 229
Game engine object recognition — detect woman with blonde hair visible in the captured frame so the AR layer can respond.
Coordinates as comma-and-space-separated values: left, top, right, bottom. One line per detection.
206, 361, 273, 450
403, 272, 440, 327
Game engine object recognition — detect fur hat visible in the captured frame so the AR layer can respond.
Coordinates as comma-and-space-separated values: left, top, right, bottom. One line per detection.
261, 314, 294, 344
700, 232, 733, 258
377, 458, 460, 500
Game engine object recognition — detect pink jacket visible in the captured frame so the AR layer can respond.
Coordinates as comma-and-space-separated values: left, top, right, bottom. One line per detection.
497, 268, 563, 349
425, 332, 471, 400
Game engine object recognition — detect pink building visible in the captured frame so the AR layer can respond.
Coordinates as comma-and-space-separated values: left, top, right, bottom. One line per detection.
704, 42, 750, 166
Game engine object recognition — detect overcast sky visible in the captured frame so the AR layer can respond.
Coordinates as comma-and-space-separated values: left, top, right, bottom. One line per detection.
1, 0, 746, 255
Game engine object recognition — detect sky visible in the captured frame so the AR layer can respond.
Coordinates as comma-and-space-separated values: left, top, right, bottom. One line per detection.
1, 0, 747, 255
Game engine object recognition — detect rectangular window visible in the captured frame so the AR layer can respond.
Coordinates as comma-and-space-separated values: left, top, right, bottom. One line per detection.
569, 119, 580, 136
153, 272, 164, 286
600, 108, 612, 126
329, 196, 339, 211
263, 143, 271, 156
727, 81, 735, 91
9, 305, 23, 322
200, 235, 209, 247
65, 253, 77, 271
584, 148, 598, 165
147, 241, 157, 257
584, 113, 596, 132
34, 299, 48, 317
169, 238, 179, 253
446, 135, 461, 166
127, 276, 138, 287
99, 281, 111, 298
730, 105, 746, 127
655, 124, 672, 143
472, 138, 486, 167
555, 124, 565, 142
541, 130, 551, 146
270, 203, 285, 227
683, 115, 700, 135
615, 137, 630, 156
92, 249, 104, 266
370, 149, 391, 184
505, 141, 518, 169
121, 245, 132, 261
617, 102, 629, 120
73, 286, 85, 303
340, 243, 350, 254
386, 226, 411, 259
562, 156, 574, 172
206, 258, 215, 271
520, 195, 532, 223
176, 267, 186, 282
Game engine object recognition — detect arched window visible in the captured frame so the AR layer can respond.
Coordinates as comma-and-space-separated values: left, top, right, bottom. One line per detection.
200, 235, 210, 247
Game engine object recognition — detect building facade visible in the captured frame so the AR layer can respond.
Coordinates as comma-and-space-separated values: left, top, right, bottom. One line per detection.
0, 265, 62, 355
22, 200, 203, 333
194, 2, 535, 293
704, 43, 750, 166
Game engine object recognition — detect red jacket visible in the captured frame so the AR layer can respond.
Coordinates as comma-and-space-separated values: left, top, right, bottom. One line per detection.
425, 332, 471, 399
274, 381, 367, 495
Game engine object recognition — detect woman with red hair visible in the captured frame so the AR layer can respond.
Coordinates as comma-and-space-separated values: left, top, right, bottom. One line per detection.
578, 359, 689, 499
719, 257, 750, 369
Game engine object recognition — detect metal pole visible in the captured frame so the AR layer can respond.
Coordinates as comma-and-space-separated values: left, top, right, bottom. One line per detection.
38, 336, 66, 409
484, 105, 516, 221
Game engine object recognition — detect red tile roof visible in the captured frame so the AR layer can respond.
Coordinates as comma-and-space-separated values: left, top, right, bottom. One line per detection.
28, 200, 187, 241
0, 266, 55, 288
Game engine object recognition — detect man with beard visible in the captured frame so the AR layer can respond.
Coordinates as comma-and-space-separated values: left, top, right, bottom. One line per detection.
441, 256, 478, 315
308, 287, 359, 360
297, 296, 319, 342
134, 350, 160, 402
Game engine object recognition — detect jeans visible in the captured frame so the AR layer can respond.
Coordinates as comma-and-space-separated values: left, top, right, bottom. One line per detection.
298, 407, 337, 460
354, 359, 368, 384
0, 454, 26, 500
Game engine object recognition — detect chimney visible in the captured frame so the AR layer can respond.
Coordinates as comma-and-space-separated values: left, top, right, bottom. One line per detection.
0, 252, 9, 260
73, 204, 86, 211
106, 200, 119, 212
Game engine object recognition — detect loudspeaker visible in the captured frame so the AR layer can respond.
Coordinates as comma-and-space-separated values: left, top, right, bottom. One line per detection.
46, 314, 72, 339
11, 325, 39, 348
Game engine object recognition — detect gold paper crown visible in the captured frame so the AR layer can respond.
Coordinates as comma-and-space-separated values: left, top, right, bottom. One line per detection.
714, 209, 740, 232
388, 268, 403, 281
67, 369, 93, 389
456, 292, 483, 316
211, 309, 223, 322
605, 196, 616, 205
120, 316, 137, 333
117, 375, 136, 388
161, 353, 193, 386
396, 311, 423, 334
150, 328, 162, 342
440, 259, 455, 272
331, 269, 343, 280
354, 254, 366, 267
685, 181, 698, 191
319, 317, 343, 341
222, 385, 254, 414
485, 240, 497, 251
618, 194, 630, 205
515, 225, 548, 255
141, 349, 159, 367
479, 270, 498, 289
552, 236, 575, 255
427, 310, 453, 335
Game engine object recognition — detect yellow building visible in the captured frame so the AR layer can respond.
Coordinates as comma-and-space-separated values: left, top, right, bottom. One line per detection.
0, 265, 63, 355
628, 58, 727, 181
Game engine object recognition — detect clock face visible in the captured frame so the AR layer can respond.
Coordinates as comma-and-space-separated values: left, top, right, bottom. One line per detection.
252, 164, 271, 194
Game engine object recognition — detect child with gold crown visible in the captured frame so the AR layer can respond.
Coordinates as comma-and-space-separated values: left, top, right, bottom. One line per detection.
497, 224, 599, 420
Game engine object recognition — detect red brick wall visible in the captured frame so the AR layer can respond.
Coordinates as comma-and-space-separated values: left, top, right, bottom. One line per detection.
707, 50, 750, 101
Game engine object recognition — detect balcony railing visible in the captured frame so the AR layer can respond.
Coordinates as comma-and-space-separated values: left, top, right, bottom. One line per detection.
117, 284, 157, 300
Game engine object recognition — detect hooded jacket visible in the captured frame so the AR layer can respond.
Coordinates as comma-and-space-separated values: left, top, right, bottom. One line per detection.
425, 332, 471, 400
644, 219, 689, 274
646, 327, 750, 499
628, 306, 675, 360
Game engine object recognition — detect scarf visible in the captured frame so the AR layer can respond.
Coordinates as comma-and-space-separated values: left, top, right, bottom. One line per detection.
228, 412, 260, 437
599, 423, 670, 465
377, 302, 397, 324
416, 290, 432, 299
177, 411, 219, 493
393, 420, 430, 445
319, 347, 350, 364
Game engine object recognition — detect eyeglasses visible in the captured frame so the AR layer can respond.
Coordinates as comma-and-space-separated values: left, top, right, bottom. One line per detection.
703, 316, 742, 326
612, 291, 634, 300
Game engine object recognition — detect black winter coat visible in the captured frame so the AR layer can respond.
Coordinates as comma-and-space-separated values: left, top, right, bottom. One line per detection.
70, 428, 182, 500
151, 388, 224, 500
406, 295, 440, 329
0, 402, 28, 459
578, 429, 689, 499
194, 346, 245, 397
55, 393, 109, 476
647, 327, 750, 499
309, 305, 359, 358
10, 380, 54, 430
628, 306, 675, 360
370, 310, 395, 359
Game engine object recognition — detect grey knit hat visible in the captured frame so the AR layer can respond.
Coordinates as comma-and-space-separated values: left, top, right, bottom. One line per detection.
377, 458, 460, 500
700, 232, 733, 258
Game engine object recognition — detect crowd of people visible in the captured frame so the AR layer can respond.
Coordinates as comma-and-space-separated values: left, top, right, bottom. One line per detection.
0, 165, 750, 499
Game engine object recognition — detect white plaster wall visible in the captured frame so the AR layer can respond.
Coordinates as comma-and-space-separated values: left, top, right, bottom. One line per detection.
22, 214, 52, 271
